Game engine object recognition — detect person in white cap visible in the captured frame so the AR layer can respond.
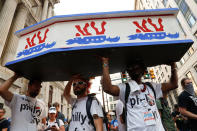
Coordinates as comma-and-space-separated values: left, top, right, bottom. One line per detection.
45, 107, 65, 131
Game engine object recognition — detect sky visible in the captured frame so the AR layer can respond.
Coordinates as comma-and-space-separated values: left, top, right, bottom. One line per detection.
54, 0, 135, 15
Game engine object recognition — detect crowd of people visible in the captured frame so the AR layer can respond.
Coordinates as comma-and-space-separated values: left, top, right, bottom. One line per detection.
0, 57, 197, 131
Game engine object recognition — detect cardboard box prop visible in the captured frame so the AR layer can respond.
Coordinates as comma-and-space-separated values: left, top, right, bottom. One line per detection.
5, 8, 193, 81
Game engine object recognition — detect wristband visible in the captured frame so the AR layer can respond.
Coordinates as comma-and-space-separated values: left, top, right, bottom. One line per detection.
103, 63, 108, 67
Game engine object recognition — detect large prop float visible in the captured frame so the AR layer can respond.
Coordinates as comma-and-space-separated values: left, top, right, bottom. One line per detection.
6, 8, 193, 81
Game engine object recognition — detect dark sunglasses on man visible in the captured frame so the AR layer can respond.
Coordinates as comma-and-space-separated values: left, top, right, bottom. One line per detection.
73, 81, 87, 87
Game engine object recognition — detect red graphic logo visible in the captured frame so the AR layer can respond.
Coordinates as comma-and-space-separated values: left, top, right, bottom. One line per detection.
25, 28, 49, 49
36, 107, 40, 110
133, 18, 164, 33
75, 21, 107, 36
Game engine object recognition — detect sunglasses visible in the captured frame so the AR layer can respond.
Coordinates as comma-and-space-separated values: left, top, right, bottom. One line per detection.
73, 81, 87, 87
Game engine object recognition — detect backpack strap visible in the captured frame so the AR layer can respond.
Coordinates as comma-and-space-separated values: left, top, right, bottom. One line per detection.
72, 100, 77, 111
46, 118, 48, 126
86, 95, 96, 130
56, 119, 60, 128
86, 94, 110, 131
124, 83, 130, 131
125, 83, 130, 105
144, 82, 156, 100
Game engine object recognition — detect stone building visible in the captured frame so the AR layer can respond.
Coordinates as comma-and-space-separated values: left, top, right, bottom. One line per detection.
0, 0, 72, 119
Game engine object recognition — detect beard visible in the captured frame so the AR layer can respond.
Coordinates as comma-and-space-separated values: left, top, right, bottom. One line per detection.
29, 92, 39, 98
74, 87, 86, 96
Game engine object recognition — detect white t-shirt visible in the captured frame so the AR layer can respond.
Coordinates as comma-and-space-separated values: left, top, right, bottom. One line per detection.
118, 80, 164, 131
69, 96, 104, 131
46, 119, 64, 131
116, 100, 126, 131
5, 94, 47, 131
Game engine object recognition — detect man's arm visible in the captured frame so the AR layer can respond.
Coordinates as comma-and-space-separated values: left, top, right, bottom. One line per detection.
64, 75, 79, 103
101, 57, 119, 96
2, 128, 8, 131
63, 78, 73, 103
42, 118, 46, 125
0, 74, 19, 102
93, 114, 103, 131
59, 125, 65, 131
179, 107, 197, 120
161, 62, 178, 95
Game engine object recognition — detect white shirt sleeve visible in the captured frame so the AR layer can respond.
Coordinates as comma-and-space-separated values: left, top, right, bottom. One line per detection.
38, 100, 48, 119
118, 83, 126, 104
150, 82, 163, 99
90, 99, 104, 118
116, 100, 124, 116
59, 119, 64, 127
5, 93, 19, 108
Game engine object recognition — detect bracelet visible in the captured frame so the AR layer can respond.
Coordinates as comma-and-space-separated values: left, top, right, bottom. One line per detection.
103, 63, 108, 67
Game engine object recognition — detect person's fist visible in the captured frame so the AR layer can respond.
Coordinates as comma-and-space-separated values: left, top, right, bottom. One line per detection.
102, 57, 109, 63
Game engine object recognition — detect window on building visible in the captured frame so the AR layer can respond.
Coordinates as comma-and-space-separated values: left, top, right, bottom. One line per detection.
114, 104, 116, 109
165, 67, 168, 72
156, 70, 159, 75
161, 72, 164, 78
110, 104, 113, 110
186, 71, 197, 90
156, 2, 159, 8
179, 0, 189, 15
194, 64, 197, 72
175, 0, 181, 4
159, 66, 162, 70
188, 46, 195, 56
195, 31, 197, 39
180, 57, 185, 65
158, 77, 161, 83
187, 13, 196, 27
163, 0, 168, 7
109, 97, 112, 102
176, 0, 196, 27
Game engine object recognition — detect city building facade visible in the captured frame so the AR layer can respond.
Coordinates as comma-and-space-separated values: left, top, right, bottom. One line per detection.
0, 0, 72, 119
135, 0, 197, 110
93, 73, 123, 113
